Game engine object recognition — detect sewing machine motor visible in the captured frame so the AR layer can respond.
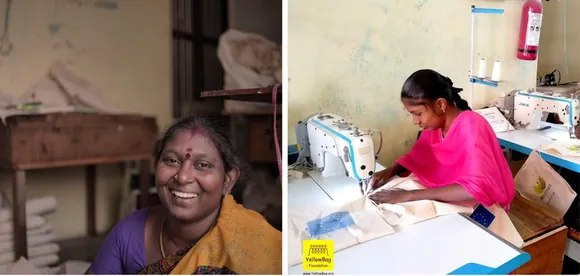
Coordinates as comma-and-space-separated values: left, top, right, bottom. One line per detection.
295, 113, 377, 190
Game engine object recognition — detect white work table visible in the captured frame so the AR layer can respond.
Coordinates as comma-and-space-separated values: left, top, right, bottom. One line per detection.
288, 168, 530, 275
496, 128, 580, 264
497, 128, 580, 173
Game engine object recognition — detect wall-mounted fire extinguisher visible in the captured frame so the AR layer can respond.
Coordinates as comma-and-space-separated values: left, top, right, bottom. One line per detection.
517, 0, 543, 61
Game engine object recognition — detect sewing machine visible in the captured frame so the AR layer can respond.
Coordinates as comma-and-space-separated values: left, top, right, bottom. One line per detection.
505, 87, 580, 138
295, 113, 377, 193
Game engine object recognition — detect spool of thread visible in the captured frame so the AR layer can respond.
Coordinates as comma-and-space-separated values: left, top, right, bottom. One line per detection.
491, 59, 502, 82
478, 58, 487, 78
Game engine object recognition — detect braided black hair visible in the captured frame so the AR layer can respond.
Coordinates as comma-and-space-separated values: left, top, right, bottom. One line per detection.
401, 69, 471, 111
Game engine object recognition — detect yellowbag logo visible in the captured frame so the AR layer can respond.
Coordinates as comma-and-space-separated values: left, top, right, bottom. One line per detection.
303, 240, 334, 271
533, 176, 546, 195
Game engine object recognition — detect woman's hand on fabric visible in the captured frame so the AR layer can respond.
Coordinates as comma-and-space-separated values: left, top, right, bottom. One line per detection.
371, 168, 396, 190
369, 188, 414, 204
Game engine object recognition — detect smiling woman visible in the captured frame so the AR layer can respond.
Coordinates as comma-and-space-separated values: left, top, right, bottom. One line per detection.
86, 116, 282, 275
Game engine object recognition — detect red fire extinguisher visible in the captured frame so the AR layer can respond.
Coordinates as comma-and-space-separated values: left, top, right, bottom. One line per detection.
517, 0, 543, 61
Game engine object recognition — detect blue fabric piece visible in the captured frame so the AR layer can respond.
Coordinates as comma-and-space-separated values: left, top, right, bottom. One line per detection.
306, 211, 355, 237
470, 204, 495, 228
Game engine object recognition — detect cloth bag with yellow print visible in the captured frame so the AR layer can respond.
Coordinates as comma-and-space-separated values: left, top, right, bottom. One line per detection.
514, 150, 577, 217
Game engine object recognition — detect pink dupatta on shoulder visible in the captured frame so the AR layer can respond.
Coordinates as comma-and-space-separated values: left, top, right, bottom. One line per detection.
396, 111, 515, 210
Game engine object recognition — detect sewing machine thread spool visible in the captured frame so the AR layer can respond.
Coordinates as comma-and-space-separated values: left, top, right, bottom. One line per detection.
478, 57, 487, 79
491, 59, 502, 82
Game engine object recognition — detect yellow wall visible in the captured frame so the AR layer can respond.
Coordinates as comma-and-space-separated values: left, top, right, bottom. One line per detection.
538, 0, 580, 82
288, 0, 538, 165
0, 0, 171, 239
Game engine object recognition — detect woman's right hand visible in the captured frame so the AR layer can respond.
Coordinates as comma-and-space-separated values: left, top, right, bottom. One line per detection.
371, 167, 396, 190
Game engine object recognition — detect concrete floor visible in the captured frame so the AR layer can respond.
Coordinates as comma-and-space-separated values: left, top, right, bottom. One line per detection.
563, 256, 580, 275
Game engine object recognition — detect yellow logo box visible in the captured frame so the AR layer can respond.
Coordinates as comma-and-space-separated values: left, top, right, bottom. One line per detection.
302, 240, 334, 271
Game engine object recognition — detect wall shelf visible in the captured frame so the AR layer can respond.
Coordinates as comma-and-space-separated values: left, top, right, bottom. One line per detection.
472, 7, 504, 14
469, 76, 503, 87
469, 5, 505, 105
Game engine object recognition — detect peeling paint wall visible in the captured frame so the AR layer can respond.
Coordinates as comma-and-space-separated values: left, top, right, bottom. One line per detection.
288, 0, 538, 166
0, 0, 170, 239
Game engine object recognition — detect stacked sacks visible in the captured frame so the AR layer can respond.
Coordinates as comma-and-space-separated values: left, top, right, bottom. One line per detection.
0, 196, 59, 272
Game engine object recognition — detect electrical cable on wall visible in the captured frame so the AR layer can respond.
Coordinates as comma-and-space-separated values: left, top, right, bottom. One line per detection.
0, 0, 13, 56
563, 0, 570, 82
272, 83, 282, 179
537, 1, 578, 86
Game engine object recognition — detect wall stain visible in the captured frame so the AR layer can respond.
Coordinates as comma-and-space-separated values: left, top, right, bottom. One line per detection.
66, 0, 118, 10
351, 29, 372, 66
349, 29, 386, 93
67, 0, 92, 7
94, 0, 118, 10
415, 0, 428, 11
317, 85, 353, 119
47, 24, 62, 35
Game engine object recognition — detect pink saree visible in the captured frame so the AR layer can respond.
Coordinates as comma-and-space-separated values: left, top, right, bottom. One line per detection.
396, 111, 515, 210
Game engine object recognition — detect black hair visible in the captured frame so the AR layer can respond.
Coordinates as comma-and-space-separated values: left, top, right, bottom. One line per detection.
154, 115, 248, 180
401, 69, 471, 111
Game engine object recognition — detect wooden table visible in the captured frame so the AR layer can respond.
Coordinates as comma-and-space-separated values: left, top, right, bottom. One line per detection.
509, 193, 568, 274
0, 113, 158, 259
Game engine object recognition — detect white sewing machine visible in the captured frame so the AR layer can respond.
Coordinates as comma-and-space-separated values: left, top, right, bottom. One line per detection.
505, 87, 580, 138
294, 113, 377, 193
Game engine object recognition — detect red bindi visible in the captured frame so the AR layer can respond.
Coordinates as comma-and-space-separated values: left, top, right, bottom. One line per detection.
185, 153, 191, 159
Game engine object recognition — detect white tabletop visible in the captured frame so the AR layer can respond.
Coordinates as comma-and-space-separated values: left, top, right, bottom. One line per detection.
308, 163, 386, 203
287, 171, 529, 274
288, 213, 522, 275
496, 128, 580, 172
287, 176, 333, 209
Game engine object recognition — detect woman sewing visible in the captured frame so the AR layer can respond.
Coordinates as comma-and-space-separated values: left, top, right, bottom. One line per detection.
369, 69, 515, 211
87, 116, 282, 274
